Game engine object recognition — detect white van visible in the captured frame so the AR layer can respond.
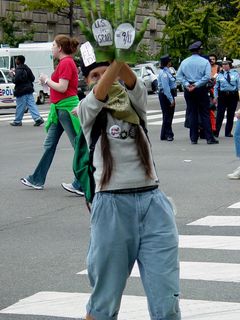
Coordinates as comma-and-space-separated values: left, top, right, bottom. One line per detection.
0, 43, 54, 104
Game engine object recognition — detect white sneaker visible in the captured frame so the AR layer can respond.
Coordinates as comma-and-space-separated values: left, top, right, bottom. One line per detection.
227, 167, 240, 180
20, 178, 44, 190
61, 182, 84, 196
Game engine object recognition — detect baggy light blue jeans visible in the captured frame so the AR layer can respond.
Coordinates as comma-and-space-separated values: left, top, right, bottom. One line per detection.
15, 94, 42, 123
86, 188, 181, 320
27, 109, 80, 189
234, 119, 240, 158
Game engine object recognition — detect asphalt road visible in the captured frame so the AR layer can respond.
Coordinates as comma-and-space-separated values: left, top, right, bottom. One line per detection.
0, 93, 240, 319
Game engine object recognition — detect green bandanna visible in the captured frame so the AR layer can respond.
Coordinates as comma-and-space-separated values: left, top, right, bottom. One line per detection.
105, 82, 140, 125
45, 95, 80, 134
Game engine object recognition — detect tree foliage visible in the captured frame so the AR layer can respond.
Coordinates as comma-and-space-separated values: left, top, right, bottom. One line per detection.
20, 0, 81, 36
220, 0, 240, 57
154, 0, 240, 61
0, 11, 34, 47
154, 0, 223, 63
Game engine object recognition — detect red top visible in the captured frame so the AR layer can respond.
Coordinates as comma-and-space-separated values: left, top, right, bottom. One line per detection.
50, 56, 78, 103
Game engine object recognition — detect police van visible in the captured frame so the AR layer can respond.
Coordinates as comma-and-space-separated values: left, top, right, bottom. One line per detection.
0, 68, 16, 108
0, 43, 54, 105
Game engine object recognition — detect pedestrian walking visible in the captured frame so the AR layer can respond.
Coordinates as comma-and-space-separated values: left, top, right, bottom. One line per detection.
157, 54, 177, 141
10, 55, 44, 127
176, 41, 219, 144
77, 58, 181, 320
20, 35, 83, 195
228, 109, 240, 179
213, 57, 240, 137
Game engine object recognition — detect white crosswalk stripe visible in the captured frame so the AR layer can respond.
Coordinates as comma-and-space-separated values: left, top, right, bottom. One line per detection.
0, 109, 229, 127
1, 292, 240, 320
78, 260, 240, 283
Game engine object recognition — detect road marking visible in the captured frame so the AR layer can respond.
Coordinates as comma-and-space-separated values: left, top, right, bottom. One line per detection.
0, 112, 49, 122
187, 216, 240, 227
228, 202, 240, 209
78, 261, 240, 283
1, 292, 240, 320
146, 109, 161, 114
0, 110, 231, 126
147, 110, 186, 120
179, 235, 240, 250
150, 117, 186, 125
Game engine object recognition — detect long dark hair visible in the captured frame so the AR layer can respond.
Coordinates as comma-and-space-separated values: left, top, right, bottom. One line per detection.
99, 123, 153, 189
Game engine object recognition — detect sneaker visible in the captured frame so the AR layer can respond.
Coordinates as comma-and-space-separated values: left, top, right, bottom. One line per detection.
34, 118, 44, 126
61, 182, 84, 196
20, 177, 44, 190
10, 121, 22, 126
227, 167, 240, 180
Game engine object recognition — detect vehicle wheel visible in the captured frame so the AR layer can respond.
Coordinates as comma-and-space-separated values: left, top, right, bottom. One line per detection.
37, 91, 45, 104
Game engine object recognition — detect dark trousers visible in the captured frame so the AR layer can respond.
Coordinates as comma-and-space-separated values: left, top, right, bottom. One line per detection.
216, 92, 239, 136
184, 87, 213, 142
159, 92, 175, 140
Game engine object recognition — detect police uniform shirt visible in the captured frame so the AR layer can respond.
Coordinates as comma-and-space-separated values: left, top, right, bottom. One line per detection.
176, 55, 211, 88
214, 69, 240, 98
157, 67, 176, 103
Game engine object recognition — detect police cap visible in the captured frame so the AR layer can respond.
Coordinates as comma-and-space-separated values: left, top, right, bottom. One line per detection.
222, 56, 233, 64
188, 41, 203, 51
160, 54, 171, 66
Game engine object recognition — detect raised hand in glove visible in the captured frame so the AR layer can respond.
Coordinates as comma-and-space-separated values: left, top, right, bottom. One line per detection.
114, 0, 149, 64
77, 0, 115, 62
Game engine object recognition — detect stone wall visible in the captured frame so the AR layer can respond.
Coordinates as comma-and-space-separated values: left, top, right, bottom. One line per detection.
0, 0, 166, 54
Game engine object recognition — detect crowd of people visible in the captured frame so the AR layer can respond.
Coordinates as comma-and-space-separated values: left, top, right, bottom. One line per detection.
157, 41, 240, 146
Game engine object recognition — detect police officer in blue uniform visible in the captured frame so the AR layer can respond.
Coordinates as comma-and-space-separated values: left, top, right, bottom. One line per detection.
176, 41, 219, 144
214, 57, 240, 137
157, 54, 177, 141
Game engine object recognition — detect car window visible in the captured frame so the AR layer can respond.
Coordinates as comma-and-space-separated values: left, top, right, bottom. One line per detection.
0, 70, 5, 84
132, 68, 141, 77
143, 68, 149, 77
2, 69, 13, 83
0, 57, 9, 69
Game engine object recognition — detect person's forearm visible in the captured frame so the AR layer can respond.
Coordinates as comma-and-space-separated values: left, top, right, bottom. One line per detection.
46, 78, 68, 93
118, 63, 137, 89
94, 60, 124, 101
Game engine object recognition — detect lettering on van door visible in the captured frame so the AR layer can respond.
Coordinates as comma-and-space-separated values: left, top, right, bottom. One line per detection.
0, 88, 14, 96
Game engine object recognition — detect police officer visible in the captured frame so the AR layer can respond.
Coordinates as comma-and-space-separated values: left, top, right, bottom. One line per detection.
157, 54, 177, 141
176, 41, 219, 144
214, 57, 240, 137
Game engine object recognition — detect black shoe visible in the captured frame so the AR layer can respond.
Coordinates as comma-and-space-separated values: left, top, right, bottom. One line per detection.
225, 133, 233, 137
34, 118, 44, 127
191, 140, 198, 144
10, 121, 22, 126
207, 138, 219, 144
167, 137, 174, 141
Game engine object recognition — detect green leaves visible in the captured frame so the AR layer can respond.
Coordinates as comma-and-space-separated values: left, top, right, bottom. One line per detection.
220, 0, 240, 56
154, 0, 223, 62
